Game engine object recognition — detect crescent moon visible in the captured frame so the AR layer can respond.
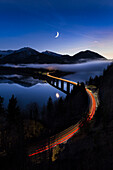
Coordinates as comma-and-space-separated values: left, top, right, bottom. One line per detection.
55, 32, 59, 38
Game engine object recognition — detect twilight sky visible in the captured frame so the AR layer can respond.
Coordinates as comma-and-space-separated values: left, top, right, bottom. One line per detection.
0, 0, 113, 58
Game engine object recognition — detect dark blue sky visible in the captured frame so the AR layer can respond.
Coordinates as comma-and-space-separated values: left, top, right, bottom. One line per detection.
0, 0, 113, 58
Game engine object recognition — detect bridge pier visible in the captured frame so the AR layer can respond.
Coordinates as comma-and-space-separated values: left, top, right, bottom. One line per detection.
53, 79, 55, 85
67, 82, 70, 93
56, 79, 59, 88
61, 81, 64, 91
51, 78, 55, 85
47, 76, 71, 94
46, 76, 50, 83
50, 80, 52, 85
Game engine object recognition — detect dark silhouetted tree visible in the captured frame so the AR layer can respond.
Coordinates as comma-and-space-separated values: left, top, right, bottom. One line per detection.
89, 76, 93, 85
27, 102, 39, 121
33, 103, 39, 122
47, 97, 53, 127
81, 82, 85, 90
0, 96, 4, 114
41, 104, 46, 120
7, 95, 20, 120
47, 97, 53, 114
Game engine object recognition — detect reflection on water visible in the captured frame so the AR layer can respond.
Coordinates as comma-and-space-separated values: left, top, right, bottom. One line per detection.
0, 82, 66, 109
0, 60, 112, 109
0, 74, 44, 87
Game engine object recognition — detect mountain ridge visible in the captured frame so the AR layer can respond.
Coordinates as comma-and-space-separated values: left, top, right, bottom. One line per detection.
0, 47, 106, 64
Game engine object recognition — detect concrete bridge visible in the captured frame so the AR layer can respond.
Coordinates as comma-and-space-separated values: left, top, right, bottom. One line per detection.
46, 73, 75, 94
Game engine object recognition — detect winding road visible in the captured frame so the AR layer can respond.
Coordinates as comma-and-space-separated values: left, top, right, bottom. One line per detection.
28, 74, 96, 157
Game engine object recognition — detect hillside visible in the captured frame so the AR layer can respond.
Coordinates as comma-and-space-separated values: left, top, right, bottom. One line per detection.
0, 47, 106, 64
47, 63, 113, 170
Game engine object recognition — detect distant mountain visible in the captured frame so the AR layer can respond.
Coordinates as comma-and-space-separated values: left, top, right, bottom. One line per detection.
0, 47, 106, 64
72, 50, 105, 62
42, 50, 62, 57
0, 50, 14, 58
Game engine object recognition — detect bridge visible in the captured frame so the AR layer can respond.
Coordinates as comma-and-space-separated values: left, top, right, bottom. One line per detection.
28, 73, 96, 157
46, 74, 72, 94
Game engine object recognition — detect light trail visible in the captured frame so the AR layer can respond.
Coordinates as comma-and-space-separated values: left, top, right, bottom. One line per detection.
28, 74, 96, 157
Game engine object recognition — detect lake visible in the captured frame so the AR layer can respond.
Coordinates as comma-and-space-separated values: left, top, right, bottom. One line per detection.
0, 60, 112, 110
0, 77, 66, 110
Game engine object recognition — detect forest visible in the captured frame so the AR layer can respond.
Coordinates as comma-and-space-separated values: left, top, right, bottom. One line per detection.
49, 63, 113, 170
0, 81, 88, 170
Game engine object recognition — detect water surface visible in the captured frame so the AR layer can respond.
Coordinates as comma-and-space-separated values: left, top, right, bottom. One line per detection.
0, 60, 112, 109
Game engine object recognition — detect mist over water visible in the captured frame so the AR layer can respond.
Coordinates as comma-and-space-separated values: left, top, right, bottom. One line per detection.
61, 60, 112, 82
0, 60, 112, 109
2, 60, 111, 72
1, 60, 111, 82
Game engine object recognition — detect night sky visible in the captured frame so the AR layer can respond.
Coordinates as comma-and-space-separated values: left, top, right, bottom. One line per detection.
0, 0, 113, 58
